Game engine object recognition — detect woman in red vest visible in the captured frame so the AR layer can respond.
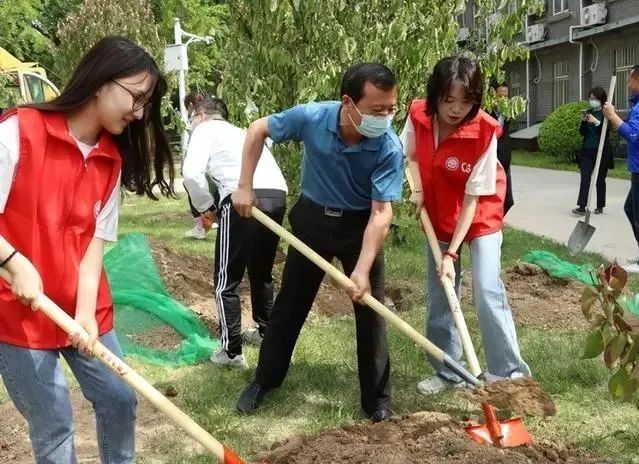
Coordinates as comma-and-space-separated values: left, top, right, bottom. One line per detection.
0, 36, 174, 463
403, 56, 530, 395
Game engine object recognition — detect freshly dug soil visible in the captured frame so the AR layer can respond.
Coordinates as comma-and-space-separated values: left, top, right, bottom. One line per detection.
262, 411, 608, 464
466, 377, 557, 417
460, 263, 589, 332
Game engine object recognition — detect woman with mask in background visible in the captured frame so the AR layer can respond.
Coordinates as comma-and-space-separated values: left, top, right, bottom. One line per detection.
573, 86, 614, 215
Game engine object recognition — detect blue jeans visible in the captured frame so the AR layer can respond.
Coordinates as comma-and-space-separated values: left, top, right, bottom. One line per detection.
0, 330, 137, 464
425, 231, 531, 382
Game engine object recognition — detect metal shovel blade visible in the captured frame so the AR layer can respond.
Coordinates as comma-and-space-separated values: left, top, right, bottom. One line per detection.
568, 219, 595, 255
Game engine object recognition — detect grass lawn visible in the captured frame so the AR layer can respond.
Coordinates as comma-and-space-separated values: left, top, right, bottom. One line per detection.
512, 150, 631, 180
2, 193, 638, 463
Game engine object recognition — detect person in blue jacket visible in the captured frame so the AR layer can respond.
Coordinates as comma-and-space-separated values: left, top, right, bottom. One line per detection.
603, 64, 639, 271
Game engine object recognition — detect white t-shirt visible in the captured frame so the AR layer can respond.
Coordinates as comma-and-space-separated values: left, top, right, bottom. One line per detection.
400, 117, 498, 196
182, 119, 288, 212
0, 115, 121, 242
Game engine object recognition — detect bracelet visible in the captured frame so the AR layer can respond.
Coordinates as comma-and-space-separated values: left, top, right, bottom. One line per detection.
444, 250, 459, 261
0, 250, 18, 268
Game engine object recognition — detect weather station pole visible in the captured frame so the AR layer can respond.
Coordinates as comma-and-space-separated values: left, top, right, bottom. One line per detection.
166, 18, 213, 157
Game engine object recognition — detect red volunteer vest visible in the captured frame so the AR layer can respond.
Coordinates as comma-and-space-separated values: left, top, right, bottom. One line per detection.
409, 99, 506, 243
0, 108, 121, 349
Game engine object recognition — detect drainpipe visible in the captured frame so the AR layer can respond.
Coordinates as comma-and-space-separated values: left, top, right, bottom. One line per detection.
569, 0, 585, 100
525, 15, 530, 127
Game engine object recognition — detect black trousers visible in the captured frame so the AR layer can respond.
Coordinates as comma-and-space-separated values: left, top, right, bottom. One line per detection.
214, 189, 286, 357
577, 151, 608, 209
624, 173, 639, 251
254, 196, 391, 414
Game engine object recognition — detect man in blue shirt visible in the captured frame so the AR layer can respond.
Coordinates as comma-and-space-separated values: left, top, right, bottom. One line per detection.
603, 64, 639, 271
232, 63, 403, 422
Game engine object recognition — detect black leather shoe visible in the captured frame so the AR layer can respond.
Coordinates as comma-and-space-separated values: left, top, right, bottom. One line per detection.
371, 408, 393, 423
236, 382, 268, 414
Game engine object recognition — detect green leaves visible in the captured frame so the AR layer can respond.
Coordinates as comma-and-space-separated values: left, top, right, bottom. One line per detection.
582, 330, 604, 359
581, 264, 639, 408
581, 286, 599, 321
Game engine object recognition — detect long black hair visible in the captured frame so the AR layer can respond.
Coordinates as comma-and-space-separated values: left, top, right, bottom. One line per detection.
23, 36, 174, 199
426, 56, 484, 125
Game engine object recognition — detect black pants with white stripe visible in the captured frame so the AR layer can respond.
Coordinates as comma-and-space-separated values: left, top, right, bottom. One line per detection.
254, 196, 391, 414
215, 189, 286, 357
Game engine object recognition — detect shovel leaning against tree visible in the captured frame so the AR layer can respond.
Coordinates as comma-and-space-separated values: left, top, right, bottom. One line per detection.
0, 268, 246, 464
405, 167, 533, 448
249, 206, 554, 422
568, 76, 617, 255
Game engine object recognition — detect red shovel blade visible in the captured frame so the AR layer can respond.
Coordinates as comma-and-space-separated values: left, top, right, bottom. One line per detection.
465, 403, 533, 448
224, 446, 246, 464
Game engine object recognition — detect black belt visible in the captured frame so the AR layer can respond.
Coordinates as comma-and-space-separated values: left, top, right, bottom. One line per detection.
299, 195, 370, 218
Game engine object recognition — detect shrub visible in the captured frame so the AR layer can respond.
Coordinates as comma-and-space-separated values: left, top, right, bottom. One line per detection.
538, 101, 589, 162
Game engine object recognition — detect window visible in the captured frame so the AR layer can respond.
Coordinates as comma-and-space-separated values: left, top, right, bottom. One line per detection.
458, 13, 466, 28
553, 0, 567, 15
510, 71, 522, 98
615, 46, 637, 111
552, 60, 569, 109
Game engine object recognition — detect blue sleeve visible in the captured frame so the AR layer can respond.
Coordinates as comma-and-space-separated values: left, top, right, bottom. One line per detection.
267, 104, 308, 143
618, 107, 639, 144
371, 143, 404, 202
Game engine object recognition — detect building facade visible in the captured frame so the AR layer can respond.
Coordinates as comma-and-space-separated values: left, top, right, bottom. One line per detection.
459, 0, 639, 132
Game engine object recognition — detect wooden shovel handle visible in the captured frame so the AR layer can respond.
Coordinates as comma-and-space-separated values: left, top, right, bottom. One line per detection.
405, 168, 482, 377
0, 268, 244, 464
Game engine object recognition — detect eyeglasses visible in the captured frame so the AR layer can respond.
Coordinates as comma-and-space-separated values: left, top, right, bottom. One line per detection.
112, 80, 152, 112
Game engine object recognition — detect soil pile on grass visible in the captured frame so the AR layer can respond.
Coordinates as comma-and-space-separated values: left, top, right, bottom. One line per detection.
262, 411, 608, 464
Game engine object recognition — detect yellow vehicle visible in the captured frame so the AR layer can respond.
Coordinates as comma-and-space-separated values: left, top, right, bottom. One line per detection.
0, 46, 59, 105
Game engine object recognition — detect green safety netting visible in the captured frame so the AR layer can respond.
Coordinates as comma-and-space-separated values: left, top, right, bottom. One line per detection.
104, 233, 217, 366
521, 250, 639, 318
521, 250, 597, 286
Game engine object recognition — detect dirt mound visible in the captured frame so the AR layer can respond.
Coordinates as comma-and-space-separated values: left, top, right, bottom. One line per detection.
262, 411, 607, 464
460, 263, 588, 332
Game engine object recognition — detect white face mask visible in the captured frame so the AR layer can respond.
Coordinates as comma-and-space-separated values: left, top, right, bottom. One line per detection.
589, 99, 602, 110
348, 101, 394, 138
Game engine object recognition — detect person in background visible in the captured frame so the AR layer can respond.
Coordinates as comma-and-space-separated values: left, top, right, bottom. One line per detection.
183, 96, 288, 369
0, 36, 175, 463
183, 90, 219, 239
572, 86, 613, 216
603, 64, 639, 272
403, 56, 530, 396
232, 63, 403, 422
489, 80, 514, 215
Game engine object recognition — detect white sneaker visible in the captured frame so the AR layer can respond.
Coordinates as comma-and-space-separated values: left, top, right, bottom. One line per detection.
241, 328, 263, 346
623, 263, 639, 274
416, 375, 467, 396
210, 349, 248, 369
184, 224, 206, 240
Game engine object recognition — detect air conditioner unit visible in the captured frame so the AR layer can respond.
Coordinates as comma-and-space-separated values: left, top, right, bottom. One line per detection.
582, 3, 607, 26
457, 27, 470, 42
526, 24, 546, 43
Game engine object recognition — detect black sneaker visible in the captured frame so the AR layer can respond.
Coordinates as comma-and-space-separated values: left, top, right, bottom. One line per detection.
594, 208, 603, 214
236, 382, 268, 414
572, 207, 586, 216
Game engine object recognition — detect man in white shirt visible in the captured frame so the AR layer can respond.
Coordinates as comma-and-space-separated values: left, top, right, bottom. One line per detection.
183, 97, 288, 369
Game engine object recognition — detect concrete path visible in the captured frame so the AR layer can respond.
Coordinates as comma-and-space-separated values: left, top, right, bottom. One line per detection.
507, 166, 636, 262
